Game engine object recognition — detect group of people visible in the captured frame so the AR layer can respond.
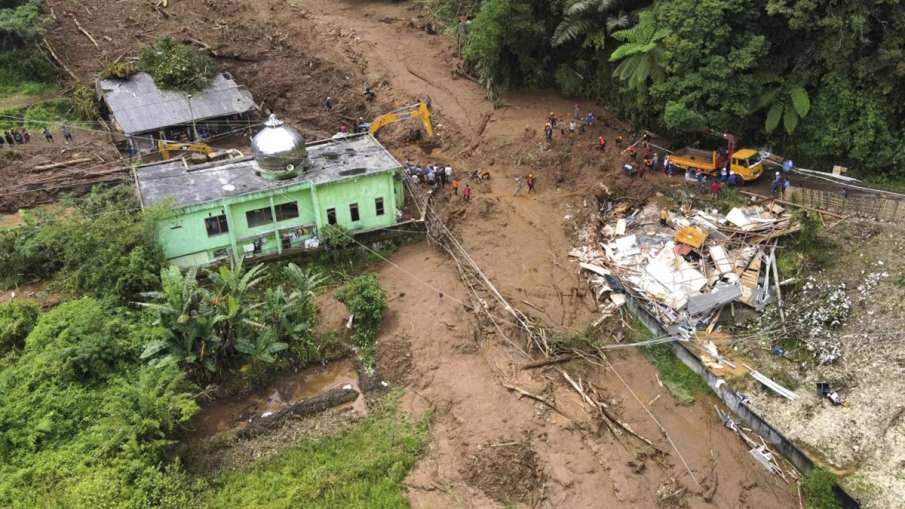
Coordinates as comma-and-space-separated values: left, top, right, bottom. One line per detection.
1, 126, 73, 148
404, 160, 473, 201
544, 105, 596, 142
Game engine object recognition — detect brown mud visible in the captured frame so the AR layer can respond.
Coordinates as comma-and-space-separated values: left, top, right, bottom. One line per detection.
186, 358, 364, 438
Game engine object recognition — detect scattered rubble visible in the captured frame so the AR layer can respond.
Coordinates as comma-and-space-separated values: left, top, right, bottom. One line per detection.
570, 196, 799, 343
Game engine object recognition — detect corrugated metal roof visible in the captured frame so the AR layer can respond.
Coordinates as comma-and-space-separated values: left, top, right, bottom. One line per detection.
136, 133, 402, 209
99, 72, 257, 135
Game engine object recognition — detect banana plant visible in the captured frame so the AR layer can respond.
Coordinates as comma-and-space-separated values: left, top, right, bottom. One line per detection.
138, 265, 215, 373
236, 330, 288, 382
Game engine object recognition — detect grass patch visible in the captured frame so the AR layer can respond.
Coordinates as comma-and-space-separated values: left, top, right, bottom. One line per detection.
802, 468, 842, 509
0, 81, 54, 99
0, 98, 79, 131
202, 391, 429, 509
628, 316, 709, 404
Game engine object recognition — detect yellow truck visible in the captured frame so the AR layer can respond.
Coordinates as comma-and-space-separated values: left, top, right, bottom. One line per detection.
670, 147, 765, 182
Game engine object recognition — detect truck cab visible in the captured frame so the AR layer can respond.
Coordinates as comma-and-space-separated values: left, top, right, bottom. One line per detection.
728, 149, 764, 181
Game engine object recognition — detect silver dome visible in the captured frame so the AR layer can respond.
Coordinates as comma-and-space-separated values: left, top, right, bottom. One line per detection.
251, 114, 307, 179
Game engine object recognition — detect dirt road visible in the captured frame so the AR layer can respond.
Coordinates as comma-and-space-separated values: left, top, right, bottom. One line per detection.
42, 0, 798, 506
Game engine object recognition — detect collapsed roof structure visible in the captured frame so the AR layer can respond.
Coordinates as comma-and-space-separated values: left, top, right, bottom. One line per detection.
571, 196, 799, 337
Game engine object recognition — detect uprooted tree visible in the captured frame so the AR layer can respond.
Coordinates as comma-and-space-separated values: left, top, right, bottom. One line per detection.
138, 36, 217, 92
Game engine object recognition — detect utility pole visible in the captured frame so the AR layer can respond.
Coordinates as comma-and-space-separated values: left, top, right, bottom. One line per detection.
187, 93, 199, 141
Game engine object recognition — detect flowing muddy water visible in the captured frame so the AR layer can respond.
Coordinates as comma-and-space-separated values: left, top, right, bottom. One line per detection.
188, 359, 366, 437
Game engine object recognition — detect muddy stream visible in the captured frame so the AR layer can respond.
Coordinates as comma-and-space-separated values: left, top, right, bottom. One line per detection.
188, 359, 366, 437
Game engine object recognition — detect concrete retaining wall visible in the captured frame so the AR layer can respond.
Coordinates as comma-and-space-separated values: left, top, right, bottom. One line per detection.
624, 294, 860, 508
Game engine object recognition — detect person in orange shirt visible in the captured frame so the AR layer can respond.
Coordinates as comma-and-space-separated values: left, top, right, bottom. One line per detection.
452, 177, 460, 194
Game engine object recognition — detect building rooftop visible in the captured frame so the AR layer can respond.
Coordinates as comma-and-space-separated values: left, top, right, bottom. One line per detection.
99, 72, 257, 135
135, 133, 401, 209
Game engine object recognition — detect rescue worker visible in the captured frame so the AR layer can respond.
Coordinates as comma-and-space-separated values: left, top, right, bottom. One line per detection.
598, 136, 606, 151
452, 177, 460, 194
526, 174, 536, 192
710, 179, 722, 195
771, 171, 782, 196
463, 184, 472, 202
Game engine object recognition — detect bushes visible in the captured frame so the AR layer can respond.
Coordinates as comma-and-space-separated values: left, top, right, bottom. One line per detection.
0, 298, 199, 508
0, 300, 38, 352
0, 186, 166, 303
335, 274, 387, 366
138, 36, 217, 92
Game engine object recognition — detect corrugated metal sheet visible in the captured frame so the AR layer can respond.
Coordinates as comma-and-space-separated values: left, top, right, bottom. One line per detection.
99, 72, 257, 135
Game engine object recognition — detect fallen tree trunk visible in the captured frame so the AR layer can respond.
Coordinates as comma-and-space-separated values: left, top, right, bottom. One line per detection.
519, 355, 574, 370
238, 386, 359, 439
32, 158, 93, 172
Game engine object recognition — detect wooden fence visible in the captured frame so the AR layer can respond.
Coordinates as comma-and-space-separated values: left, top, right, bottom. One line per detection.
785, 187, 905, 222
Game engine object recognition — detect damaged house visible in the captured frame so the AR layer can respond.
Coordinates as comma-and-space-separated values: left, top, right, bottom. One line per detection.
98, 72, 259, 153
572, 198, 798, 336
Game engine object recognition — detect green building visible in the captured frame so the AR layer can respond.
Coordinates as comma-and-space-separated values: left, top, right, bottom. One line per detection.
135, 116, 405, 268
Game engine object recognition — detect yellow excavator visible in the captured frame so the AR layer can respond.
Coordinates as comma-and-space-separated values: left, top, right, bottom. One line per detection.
365, 101, 433, 138
157, 140, 244, 163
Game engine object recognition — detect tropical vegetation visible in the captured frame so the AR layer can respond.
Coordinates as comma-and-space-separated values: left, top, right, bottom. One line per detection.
452, 0, 905, 177
0, 183, 407, 508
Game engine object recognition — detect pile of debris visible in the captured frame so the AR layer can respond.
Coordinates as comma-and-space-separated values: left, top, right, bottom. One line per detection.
570, 197, 799, 336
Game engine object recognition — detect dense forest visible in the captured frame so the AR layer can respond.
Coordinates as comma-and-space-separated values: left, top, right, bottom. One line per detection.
442, 0, 905, 178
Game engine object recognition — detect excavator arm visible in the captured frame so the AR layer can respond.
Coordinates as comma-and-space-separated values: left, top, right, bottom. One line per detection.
368, 102, 433, 138
157, 140, 243, 162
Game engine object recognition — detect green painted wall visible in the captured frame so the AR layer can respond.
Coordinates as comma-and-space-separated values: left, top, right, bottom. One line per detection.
155, 170, 401, 267
314, 174, 399, 231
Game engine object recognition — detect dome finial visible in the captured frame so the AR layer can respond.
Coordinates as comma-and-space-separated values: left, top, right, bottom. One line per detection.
251, 113, 307, 180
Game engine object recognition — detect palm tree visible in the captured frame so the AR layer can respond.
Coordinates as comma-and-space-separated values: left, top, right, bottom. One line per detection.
552, 0, 636, 49
754, 75, 811, 134
608, 10, 669, 92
